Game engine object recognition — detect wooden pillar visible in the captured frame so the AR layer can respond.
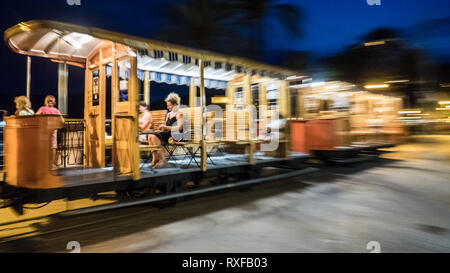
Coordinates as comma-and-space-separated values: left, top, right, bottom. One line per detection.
279, 80, 289, 118
144, 71, 150, 106
279, 80, 291, 159
245, 70, 255, 165
130, 55, 140, 180
243, 72, 252, 108
199, 60, 207, 172
58, 62, 69, 116
83, 68, 89, 167
189, 77, 197, 107
26, 56, 31, 99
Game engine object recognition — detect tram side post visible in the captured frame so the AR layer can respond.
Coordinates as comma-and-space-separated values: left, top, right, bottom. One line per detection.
199, 59, 207, 172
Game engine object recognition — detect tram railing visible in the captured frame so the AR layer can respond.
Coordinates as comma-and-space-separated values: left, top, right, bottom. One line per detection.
0, 126, 3, 169
56, 119, 85, 168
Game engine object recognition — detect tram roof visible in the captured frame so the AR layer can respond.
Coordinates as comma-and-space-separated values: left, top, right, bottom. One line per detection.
4, 20, 301, 80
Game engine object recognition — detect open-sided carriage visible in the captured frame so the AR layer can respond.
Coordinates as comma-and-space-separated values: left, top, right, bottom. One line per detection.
0, 20, 401, 214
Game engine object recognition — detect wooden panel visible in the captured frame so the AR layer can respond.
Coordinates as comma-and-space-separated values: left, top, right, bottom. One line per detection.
4, 116, 64, 189
291, 121, 307, 153
113, 116, 135, 174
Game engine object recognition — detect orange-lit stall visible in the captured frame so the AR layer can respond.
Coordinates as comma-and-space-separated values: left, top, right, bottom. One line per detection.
288, 80, 355, 154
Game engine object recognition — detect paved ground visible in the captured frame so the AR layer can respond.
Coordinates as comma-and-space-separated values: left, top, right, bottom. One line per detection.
0, 135, 449, 253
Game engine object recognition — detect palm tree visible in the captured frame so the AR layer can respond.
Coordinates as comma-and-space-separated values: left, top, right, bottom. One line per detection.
323, 28, 435, 107
157, 0, 303, 61
157, 0, 249, 56
226, 0, 304, 59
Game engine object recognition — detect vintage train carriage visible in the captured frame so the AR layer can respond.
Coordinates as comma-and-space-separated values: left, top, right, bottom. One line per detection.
0, 20, 399, 214
288, 80, 403, 160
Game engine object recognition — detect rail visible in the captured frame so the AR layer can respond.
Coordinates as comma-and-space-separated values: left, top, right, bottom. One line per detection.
56, 119, 85, 168
0, 126, 3, 169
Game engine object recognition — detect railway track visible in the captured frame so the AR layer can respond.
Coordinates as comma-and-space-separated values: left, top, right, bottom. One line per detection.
0, 166, 318, 246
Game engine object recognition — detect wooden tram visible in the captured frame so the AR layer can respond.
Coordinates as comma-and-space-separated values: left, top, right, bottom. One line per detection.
0, 21, 400, 214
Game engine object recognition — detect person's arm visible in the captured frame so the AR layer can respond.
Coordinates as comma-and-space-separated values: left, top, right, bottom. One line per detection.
162, 113, 183, 131
141, 112, 152, 131
36, 107, 42, 115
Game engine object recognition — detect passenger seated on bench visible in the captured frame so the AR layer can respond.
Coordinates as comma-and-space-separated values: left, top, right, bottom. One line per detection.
262, 114, 286, 142
148, 92, 184, 168
138, 101, 153, 143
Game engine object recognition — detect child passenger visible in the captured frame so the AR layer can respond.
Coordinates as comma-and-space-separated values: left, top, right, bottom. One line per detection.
14, 96, 34, 116
36, 95, 65, 169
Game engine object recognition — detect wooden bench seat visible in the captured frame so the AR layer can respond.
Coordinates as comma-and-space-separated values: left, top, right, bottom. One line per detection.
139, 144, 162, 152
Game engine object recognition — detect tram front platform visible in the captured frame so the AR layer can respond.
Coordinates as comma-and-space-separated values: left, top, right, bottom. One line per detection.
2, 152, 311, 206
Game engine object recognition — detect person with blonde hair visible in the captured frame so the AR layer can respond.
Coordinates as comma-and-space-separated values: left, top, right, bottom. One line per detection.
36, 95, 65, 169
14, 96, 34, 116
147, 92, 183, 168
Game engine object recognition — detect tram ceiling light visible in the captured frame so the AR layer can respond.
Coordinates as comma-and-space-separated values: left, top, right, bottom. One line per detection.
310, 82, 325, 87
286, 75, 307, 80
385, 80, 410, 83
62, 32, 94, 49
398, 110, 421, 114
438, 101, 450, 105
364, 84, 389, 89
211, 97, 229, 104
398, 116, 421, 120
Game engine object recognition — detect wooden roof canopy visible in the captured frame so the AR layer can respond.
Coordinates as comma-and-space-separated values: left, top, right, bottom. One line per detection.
4, 20, 302, 81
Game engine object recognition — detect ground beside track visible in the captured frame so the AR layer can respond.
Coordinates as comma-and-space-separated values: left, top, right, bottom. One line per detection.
0, 135, 449, 253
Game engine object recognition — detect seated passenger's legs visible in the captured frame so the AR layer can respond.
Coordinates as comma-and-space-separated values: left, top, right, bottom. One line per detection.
148, 134, 161, 167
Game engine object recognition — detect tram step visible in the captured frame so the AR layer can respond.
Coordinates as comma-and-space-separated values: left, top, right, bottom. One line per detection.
58, 167, 319, 217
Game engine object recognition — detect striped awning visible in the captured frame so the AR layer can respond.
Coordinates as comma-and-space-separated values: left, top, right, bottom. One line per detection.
136, 69, 228, 89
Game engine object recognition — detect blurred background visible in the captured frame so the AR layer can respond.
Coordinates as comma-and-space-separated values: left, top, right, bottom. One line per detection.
0, 0, 449, 253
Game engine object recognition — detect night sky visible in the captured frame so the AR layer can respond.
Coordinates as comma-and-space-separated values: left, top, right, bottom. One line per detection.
0, 0, 449, 117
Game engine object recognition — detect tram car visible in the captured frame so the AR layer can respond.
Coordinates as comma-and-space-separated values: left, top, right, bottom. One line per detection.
0, 21, 403, 214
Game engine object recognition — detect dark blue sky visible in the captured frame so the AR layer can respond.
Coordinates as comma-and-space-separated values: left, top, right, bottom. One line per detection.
1, 0, 450, 59
281, 0, 449, 54
0, 0, 449, 116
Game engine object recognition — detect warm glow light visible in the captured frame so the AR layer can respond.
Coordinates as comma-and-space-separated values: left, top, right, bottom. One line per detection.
18, 22, 31, 32
399, 110, 421, 114
310, 82, 325, 87
436, 108, 450, 111
365, 84, 389, 89
438, 101, 450, 105
364, 41, 386, 46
